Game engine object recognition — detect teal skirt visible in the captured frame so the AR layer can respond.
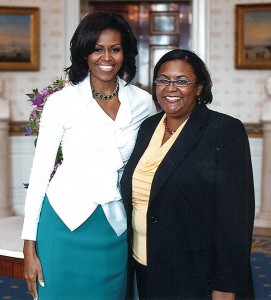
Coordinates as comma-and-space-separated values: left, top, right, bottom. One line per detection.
36, 195, 127, 300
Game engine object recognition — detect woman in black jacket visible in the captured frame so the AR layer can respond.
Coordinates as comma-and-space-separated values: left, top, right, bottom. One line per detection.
121, 49, 255, 299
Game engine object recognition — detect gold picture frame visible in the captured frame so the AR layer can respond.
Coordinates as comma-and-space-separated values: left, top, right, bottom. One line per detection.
0, 6, 40, 71
235, 3, 271, 69
150, 12, 179, 35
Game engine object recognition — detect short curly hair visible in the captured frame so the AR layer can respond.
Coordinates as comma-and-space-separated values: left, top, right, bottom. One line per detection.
152, 49, 213, 105
65, 11, 138, 85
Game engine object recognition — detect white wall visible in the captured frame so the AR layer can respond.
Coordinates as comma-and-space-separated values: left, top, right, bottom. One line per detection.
10, 136, 35, 215
208, 0, 271, 123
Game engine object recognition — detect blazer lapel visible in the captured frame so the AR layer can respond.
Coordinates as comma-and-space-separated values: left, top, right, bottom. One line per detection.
122, 113, 163, 208
128, 112, 163, 169
149, 105, 210, 205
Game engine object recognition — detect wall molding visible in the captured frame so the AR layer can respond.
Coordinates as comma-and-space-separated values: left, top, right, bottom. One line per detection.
192, 0, 210, 67
9, 121, 263, 138
244, 123, 263, 138
64, 0, 80, 68
9, 122, 27, 137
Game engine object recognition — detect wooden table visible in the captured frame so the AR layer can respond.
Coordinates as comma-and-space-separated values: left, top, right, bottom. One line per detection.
0, 216, 25, 279
0, 252, 24, 279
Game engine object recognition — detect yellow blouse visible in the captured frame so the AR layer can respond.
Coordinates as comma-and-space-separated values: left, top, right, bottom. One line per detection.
132, 114, 188, 265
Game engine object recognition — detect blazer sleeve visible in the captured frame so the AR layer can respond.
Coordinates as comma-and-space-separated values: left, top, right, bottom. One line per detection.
212, 117, 255, 293
21, 92, 65, 240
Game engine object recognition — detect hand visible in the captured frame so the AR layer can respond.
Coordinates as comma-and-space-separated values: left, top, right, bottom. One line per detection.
212, 290, 235, 300
23, 240, 45, 299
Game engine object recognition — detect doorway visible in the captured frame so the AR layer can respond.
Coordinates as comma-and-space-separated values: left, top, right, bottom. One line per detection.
80, 1, 192, 92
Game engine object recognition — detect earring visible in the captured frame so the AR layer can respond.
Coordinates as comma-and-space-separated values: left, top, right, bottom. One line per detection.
197, 95, 202, 105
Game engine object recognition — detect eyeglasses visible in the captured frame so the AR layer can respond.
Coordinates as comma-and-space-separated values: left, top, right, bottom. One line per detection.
154, 78, 197, 87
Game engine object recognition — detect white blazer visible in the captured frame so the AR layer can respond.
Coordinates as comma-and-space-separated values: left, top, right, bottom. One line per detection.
21, 75, 156, 240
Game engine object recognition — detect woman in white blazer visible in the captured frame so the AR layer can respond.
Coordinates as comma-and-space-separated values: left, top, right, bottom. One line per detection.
22, 11, 156, 300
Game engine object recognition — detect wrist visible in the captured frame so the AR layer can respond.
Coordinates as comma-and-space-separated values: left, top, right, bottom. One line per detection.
23, 240, 36, 255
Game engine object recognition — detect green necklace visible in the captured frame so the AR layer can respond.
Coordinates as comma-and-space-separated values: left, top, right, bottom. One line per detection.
92, 79, 119, 100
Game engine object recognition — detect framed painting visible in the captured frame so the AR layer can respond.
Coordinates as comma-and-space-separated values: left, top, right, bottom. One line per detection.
0, 6, 40, 71
235, 3, 271, 69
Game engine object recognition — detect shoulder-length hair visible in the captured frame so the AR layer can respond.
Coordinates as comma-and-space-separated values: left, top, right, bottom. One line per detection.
65, 11, 138, 85
152, 49, 213, 104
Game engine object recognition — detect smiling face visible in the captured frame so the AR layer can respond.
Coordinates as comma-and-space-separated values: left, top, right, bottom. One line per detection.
156, 59, 203, 120
87, 29, 124, 88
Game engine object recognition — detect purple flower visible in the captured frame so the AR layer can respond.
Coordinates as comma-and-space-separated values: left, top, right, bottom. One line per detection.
30, 110, 37, 119
41, 88, 51, 98
24, 126, 33, 136
23, 183, 29, 189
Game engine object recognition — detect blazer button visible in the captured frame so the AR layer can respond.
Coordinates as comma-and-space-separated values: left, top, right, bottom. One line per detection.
151, 216, 157, 223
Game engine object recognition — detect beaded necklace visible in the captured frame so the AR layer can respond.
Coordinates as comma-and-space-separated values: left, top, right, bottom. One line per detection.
163, 118, 176, 136
92, 78, 119, 100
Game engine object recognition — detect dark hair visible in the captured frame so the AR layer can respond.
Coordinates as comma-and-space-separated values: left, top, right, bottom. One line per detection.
65, 11, 138, 85
152, 49, 213, 104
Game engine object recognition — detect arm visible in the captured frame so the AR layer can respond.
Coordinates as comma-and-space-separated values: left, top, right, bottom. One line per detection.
213, 118, 255, 295
22, 93, 64, 240
22, 94, 65, 296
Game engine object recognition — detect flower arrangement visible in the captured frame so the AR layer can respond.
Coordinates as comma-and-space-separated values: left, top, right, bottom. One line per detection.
25, 78, 65, 136
24, 77, 66, 188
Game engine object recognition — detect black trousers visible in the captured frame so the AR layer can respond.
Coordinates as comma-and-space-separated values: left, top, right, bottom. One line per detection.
134, 259, 148, 299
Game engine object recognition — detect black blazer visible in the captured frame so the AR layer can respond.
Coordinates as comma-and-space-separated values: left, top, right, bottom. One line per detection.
121, 104, 255, 299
